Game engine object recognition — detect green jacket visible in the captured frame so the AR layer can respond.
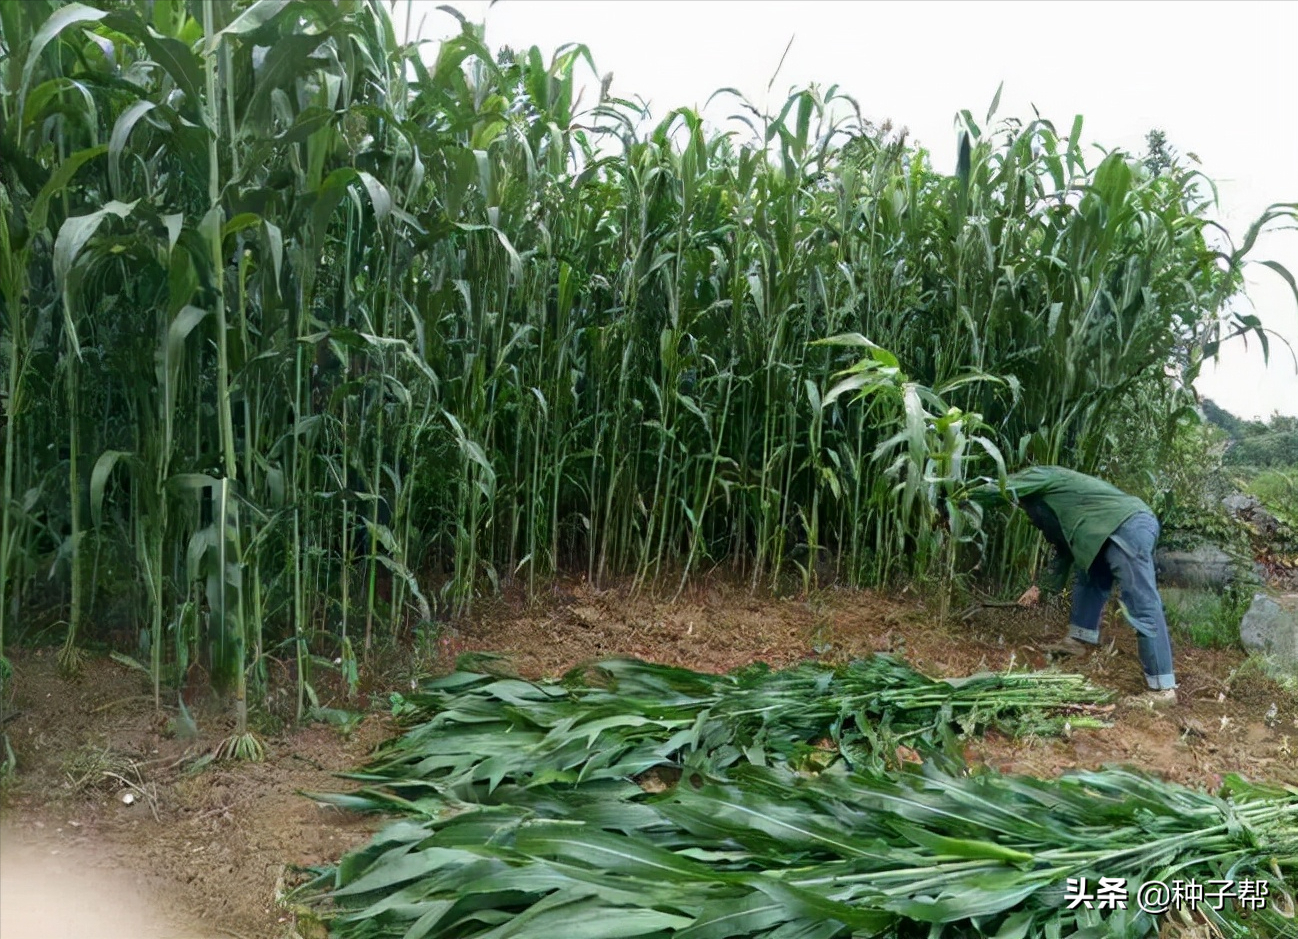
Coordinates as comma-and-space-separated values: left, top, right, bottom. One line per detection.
973, 466, 1152, 571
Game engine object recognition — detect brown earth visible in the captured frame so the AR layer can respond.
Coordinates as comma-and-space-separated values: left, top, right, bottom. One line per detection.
1, 577, 1296, 937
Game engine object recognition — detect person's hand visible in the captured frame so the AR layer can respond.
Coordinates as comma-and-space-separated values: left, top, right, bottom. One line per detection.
1016, 585, 1041, 607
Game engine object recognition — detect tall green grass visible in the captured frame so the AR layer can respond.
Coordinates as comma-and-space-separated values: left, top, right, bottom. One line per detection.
1160, 586, 1251, 650
1, 0, 1295, 720
1248, 469, 1298, 531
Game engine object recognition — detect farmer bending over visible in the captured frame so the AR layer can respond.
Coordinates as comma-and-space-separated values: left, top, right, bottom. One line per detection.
974, 466, 1178, 706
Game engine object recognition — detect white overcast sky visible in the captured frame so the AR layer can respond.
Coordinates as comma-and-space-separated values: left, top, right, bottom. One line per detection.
390, 0, 1298, 420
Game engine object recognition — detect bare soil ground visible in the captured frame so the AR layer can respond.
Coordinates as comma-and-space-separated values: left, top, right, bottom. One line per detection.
2, 578, 1296, 937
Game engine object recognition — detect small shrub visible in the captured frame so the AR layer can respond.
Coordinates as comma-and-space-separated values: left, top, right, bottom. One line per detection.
1160, 585, 1250, 650
1246, 468, 1298, 531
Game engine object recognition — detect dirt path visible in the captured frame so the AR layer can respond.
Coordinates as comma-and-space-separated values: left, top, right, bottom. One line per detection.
1, 580, 1295, 936
0, 654, 392, 938
0, 827, 215, 939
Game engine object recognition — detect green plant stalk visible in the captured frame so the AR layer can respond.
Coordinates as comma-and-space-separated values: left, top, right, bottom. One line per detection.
340, 491, 351, 679
235, 252, 266, 694
0, 209, 24, 666
365, 404, 384, 653
527, 381, 542, 594
135, 486, 165, 710
677, 365, 733, 598
204, 17, 236, 487
289, 239, 314, 723
64, 355, 81, 662
204, 0, 241, 712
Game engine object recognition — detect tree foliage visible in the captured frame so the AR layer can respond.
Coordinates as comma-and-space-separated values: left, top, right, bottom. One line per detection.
1202, 401, 1298, 469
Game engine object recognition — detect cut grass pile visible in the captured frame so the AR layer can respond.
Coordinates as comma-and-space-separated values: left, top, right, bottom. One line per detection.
296, 656, 1298, 938
316, 655, 1115, 810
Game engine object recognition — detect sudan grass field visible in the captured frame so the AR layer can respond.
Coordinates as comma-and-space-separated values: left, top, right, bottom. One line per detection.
2, 2, 1298, 938
5, 0, 1297, 713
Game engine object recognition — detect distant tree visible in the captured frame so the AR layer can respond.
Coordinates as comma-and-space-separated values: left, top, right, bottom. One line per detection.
1197, 400, 1298, 467
1200, 398, 1243, 437
1228, 432, 1298, 467
1270, 413, 1298, 435
1220, 409, 1298, 467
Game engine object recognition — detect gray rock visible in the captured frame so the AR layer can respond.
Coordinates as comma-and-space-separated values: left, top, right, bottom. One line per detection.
1222, 493, 1261, 514
1238, 593, 1298, 667
1222, 492, 1285, 539
1154, 544, 1237, 589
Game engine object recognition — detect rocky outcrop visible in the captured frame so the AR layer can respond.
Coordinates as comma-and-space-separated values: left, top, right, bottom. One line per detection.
1238, 593, 1298, 669
1222, 494, 1285, 541
1154, 544, 1237, 589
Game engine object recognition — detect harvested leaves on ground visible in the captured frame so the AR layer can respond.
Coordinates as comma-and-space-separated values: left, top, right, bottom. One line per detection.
299, 759, 1298, 939
298, 657, 1296, 938
319, 655, 1115, 810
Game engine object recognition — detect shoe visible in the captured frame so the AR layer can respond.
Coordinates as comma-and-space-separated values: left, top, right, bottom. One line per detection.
1043, 637, 1094, 657
1126, 688, 1178, 709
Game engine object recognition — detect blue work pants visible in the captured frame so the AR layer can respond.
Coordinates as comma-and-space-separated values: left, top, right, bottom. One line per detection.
1067, 512, 1177, 690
